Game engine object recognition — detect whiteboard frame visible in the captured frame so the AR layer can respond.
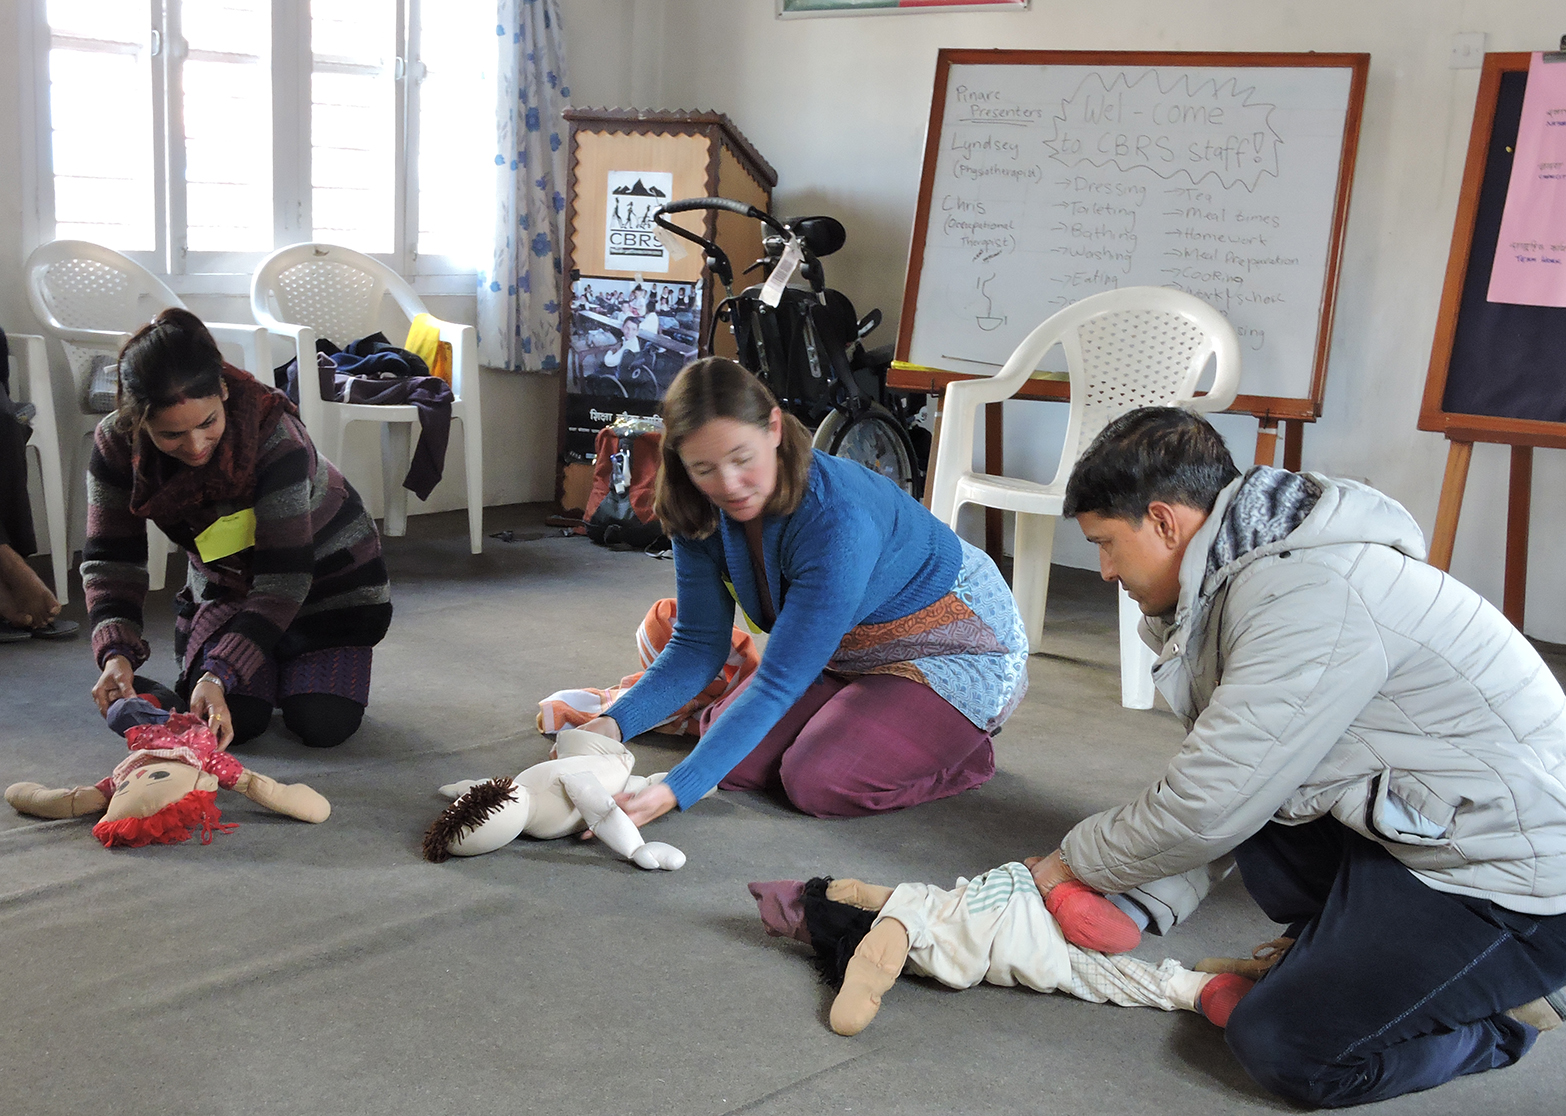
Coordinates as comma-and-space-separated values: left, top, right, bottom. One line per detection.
895, 49, 1370, 422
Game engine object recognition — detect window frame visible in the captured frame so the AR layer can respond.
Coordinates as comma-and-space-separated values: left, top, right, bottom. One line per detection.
22, 0, 479, 298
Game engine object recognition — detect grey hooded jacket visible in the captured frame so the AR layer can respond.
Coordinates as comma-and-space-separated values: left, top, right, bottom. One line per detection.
1062, 472, 1566, 917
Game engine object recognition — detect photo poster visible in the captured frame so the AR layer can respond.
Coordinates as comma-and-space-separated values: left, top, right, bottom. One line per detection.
604, 171, 674, 273
1487, 53, 1566, 309
564, 274, 703, 456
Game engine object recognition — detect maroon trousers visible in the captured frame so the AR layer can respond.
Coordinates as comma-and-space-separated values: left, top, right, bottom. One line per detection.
703, 671, 995, 818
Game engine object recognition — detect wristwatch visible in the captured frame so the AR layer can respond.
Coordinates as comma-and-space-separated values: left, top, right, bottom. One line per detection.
197, 672, 226, 693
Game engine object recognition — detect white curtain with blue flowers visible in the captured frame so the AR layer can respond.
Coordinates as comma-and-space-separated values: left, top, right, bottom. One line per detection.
478, 0, 570, 373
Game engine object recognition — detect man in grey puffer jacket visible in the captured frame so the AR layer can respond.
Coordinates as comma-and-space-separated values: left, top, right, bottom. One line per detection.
1027, 407, 1566, 1108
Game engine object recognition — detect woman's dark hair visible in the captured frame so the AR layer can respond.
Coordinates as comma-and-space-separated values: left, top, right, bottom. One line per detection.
1062, 406, 1239, 521
111, 307, 225, 432
653, 357, 813, 539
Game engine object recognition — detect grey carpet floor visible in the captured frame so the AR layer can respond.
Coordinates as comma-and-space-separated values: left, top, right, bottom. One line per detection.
3, 505, 1564, 1116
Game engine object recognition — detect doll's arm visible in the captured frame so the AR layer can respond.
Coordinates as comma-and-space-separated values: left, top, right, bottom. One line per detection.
5, 782, 110, 820
232, 769, 331, 823
557, 771, 684, 870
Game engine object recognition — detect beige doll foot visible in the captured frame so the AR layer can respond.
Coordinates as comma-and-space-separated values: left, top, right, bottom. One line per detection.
6, 782, 109, 820
826, 878, 895, 911
830, 917, 910, 1036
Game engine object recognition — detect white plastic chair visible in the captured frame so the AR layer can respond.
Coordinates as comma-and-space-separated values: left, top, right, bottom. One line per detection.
25, 240, 272, 592
927, 287, 1241, 709
6, 334, 69, 605
250, 243, 484, 553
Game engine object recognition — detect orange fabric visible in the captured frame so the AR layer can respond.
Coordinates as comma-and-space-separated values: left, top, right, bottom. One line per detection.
537, 598, 759, 736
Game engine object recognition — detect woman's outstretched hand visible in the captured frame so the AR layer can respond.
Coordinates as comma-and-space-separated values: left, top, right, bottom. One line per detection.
614, 781, 676, 828
90, 655, 136, 716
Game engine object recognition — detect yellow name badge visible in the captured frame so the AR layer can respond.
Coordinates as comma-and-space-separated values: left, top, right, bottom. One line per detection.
194, 508, 257, 563
723, 578, 765, 635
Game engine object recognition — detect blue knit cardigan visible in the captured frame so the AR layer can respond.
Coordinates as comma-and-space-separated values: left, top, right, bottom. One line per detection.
608, 451, 963, 807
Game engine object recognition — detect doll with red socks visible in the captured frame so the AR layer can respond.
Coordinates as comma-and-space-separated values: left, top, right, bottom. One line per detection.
750, 865, 1251, 1035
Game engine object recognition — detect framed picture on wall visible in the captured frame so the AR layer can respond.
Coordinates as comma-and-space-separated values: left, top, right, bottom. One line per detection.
778, 0, 1028, 16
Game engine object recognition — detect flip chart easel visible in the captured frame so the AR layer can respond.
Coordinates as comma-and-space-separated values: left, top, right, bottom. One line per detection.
890, 50, 1368, 539
1421, 49, 1566, 629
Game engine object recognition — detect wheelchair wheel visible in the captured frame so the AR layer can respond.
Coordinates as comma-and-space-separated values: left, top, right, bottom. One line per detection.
814, 405, 917, 495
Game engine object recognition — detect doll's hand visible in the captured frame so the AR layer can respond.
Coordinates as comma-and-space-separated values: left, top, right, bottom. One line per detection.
614, 781, 676, 827
91, 655, 136, 716
189, 676, 235, 749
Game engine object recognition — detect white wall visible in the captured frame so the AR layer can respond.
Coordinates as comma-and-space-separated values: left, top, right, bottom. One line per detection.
592, 0, 1566, 641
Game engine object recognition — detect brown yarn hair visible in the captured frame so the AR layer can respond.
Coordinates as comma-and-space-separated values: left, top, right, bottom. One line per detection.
654, 357, 813, 539
110, 307, 226, 433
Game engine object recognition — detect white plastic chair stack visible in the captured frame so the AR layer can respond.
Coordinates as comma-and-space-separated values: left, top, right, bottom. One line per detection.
250, 244, 484, 553
7, 334, 69, 605
25, 240, 272, 592
926, 286, 1241, 709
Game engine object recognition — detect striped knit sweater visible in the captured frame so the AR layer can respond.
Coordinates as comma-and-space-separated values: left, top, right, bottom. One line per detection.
83, 369, 391, 691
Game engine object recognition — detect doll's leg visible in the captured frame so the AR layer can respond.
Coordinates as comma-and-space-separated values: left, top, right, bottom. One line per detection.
826, 878, 895, 910
830, 917, 911, 1036
1058, 943, 1214, 1013
558, 770, 684, 870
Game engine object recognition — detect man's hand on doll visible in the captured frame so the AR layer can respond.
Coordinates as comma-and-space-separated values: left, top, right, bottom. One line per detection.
91, 656, 136, 716
1026, 849, 1143, 954
189, 675, 236, 750
1025, 850, 1075, 896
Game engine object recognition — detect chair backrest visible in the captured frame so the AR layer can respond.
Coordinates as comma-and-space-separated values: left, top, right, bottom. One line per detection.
251, 243, 425, 347
990, 287, 1241, 488
25, 241, 186, 399
26, 240, 181, 334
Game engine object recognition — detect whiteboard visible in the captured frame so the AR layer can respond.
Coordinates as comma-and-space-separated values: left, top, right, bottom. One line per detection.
899, 52, 1368, 416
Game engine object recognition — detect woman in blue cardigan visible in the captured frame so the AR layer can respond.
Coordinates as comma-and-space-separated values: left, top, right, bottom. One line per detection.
592, 358, 1028, 826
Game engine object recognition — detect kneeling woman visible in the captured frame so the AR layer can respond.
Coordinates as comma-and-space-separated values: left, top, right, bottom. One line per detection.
593, 358, 1028, 826
85, 308, 391, 748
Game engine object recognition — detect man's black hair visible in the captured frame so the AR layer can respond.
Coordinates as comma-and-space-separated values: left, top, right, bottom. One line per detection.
1062, 406, 1240, 521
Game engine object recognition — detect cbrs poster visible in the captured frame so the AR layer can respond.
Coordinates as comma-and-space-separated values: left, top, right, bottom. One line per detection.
604, 170, 673, 273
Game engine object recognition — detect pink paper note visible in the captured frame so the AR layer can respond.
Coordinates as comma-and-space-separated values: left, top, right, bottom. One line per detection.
1487, 53, 1566, 308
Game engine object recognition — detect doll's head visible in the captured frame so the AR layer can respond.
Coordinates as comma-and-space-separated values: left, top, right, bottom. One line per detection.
92, 761, 229, 849
422, 777, 533, 862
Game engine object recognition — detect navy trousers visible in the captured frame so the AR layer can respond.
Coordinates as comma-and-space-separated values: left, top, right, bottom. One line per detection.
1226, 818, 1566, 1108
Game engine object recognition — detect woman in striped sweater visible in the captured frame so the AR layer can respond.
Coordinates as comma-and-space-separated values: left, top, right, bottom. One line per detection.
84, 308, 391, 749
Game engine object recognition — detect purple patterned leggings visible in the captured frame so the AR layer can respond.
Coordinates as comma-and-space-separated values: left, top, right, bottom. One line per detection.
703, 671, 995, 818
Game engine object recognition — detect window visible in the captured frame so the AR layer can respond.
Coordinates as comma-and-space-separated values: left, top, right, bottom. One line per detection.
35, 0, 494, 287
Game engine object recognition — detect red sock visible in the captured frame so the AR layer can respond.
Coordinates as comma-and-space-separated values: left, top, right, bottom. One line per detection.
1043, 879, 1141, 954
1199, 973, 1255, 1028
